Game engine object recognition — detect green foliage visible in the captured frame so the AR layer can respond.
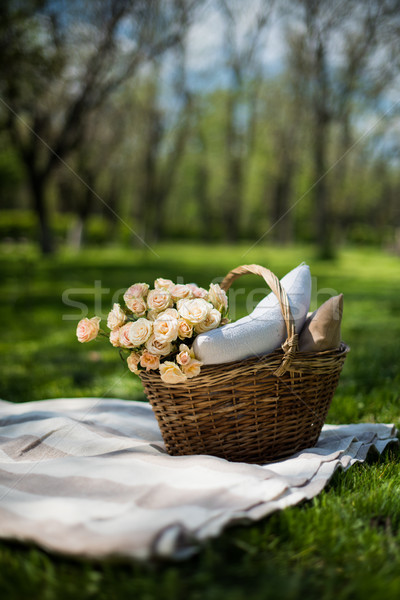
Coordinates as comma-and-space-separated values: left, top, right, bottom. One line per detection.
0, 143, 24, 205
0, 211, 111, 246
0, 210, 39, 241
347, 224, 390, 247
1, 0, 399, 255
0, 243, 399, 599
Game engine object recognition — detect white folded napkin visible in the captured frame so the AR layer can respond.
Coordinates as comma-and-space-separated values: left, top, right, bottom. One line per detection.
193, 263, 311, 365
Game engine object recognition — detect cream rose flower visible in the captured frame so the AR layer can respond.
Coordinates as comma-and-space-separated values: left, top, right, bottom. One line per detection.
181, 359, 202, 379
170, 284, 193, 301
158, 308, 179, 319
76, 317, 101, 343
147, 289, 172, 312
194, 308, 222, 334
140, 351, 160, 371
177, 318, 193, 340
178, 298, 213, 325
107, 303, 126, 330
154, 277, 174, 291
127, 352, 141, 374
109, 328, 120, 347
159, 361, 187, 384
125, 296, 147, 316
176, 344, 193, 366
124, 283, 149, 301
187, 283, 209, 299
208, 283, 228, 313
128, 318, 153, 347
145, 334, 173, 357
153, 314, 179, 344
176, 298, 190, 311
119, 323, 136, 348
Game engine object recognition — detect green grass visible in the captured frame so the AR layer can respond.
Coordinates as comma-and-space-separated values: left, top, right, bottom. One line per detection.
0, 241, 400, 599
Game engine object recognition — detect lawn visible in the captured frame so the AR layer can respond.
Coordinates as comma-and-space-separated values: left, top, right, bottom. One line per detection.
0, 242, 399, 600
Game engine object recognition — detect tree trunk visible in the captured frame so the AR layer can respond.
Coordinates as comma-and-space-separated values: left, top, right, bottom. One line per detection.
314, 110, 332, 258
225, 154, 242, 242
136, 107, 162, 246
29, 171, 53, 255
196, 159, 213, 241
151, 188, 167, 243
139, 148, 157, 246
313, 39, 333, 259
68, 171, 95, 250
105, 173, 120, 242
271, 152, 294, 245
223, 93, 242, 243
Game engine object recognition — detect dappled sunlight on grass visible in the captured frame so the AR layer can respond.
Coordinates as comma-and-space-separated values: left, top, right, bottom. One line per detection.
1, 242, 399, 415
0, 242, 399, 600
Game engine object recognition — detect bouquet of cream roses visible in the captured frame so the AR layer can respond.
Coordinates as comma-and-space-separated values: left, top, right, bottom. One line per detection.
76, 278, 228, 384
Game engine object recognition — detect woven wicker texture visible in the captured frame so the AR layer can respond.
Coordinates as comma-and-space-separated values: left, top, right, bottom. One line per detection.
140, 264, 349, 463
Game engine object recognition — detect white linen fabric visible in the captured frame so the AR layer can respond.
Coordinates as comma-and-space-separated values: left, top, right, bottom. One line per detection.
0, 398, 396, 561
193, 264, 311, 365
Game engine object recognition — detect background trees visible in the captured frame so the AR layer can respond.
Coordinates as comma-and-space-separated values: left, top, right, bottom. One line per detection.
0, 0, 197, 252
284, 0, 400, 257
0, 0, 399, 255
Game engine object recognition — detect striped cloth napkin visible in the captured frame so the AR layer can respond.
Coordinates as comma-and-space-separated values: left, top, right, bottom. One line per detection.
0, 398, 397, 560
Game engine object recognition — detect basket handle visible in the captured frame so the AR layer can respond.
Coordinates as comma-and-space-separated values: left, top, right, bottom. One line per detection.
220, 264, 298, 377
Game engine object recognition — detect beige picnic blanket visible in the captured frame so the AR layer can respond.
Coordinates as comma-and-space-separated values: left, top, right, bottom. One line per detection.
0, 398, 397, 560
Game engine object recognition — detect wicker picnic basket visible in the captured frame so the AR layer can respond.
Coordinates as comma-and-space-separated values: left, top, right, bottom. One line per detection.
140, 264, 349, 464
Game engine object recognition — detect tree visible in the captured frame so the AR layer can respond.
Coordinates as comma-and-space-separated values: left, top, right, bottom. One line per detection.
133, 39, 193, 244
259, 76, 306, 245
217, 0, 275, 242
0, 0, 196, 253
285, 0, 400, 257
